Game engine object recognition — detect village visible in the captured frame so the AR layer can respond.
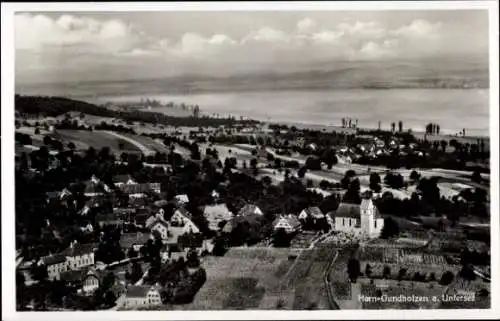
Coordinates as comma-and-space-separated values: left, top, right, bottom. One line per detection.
14, 95, 491, 310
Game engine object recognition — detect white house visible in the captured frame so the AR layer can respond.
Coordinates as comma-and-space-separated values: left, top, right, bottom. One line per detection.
332, 193, 384, 239
150, 220, 170, 240
117, 285, 162, 309
170, 208, 200, 234
237, 204, 263, 217
175, 194, 189, 205
63, 242, 95, 271
39, 254, 69, 281
272, 215, 301, 234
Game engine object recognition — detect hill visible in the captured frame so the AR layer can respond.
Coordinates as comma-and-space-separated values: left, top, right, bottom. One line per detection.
14, 95, 259, 128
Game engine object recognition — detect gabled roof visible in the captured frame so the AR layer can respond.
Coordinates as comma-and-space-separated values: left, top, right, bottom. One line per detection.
120, 184, 151, 194
334, 203, 361, 219
40, 253, 67, 266
119, 232, 151, 249
151, 219, 169, 230
238, 204, 262, 217
175, 207, 193, 221
64, 243, 96, 257
302, 207, 324, 219
175, 194, 189, 203
113, 174, 135, 184
84, 182, 107, 195
273, 215, 301, 229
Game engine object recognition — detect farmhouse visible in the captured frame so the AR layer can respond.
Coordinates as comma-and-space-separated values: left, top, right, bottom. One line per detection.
273, 215, 301, 234
83, 175, 110, 197
63, 242, 96, 271
170, 207, 200, 234
150, 219, 170, 240
113, 175, 137, 187
119, 183, 151, 199
298, 206, 324, 220
60, 267, 101, 296
237, 204, 263, 217
174, 194, 189, 205
117, 285, 162, 309
38, 253, 69, 281
119, 232, 152, 252
332, 193, 384, 239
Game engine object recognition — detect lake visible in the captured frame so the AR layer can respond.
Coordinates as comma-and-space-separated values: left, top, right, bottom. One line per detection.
93, 88, 489, 137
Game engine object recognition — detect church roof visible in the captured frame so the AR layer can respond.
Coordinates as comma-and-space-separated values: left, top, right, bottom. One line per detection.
333, 202, 382, 219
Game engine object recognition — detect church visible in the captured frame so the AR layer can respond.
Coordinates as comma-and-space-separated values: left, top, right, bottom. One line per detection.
330, 192, 384, 239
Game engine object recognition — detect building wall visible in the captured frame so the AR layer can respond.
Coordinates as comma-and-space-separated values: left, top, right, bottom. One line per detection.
334, 217, 362, 235
83, 275, 99, 294
47, 262, 69, 281
67, 253, 95, 270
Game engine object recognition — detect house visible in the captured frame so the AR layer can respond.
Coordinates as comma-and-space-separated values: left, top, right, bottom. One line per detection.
272, 215, 301, 234
119, 232, 152, 252
170, 207, 200, 234
211, 190, 220, 200
113, 175, 137, 187
95, 213, 124, 229
63, 242, 96, 271
237, 204, 263, 217
119, 183, 151, 199
60, 267, 101, 296
84, 175, 110, 197
150, 219, 170, 240
203, 204, 234, 231
80, 222, 94, 234
331, 192, 384, 239
298, 207, 324, 221
38, 254, 68, 281
149, 182, 161, 194
174, 194, 189, 205
117, 285, 162, 309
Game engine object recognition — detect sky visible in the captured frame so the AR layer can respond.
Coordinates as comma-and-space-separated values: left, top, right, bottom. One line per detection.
15, 10, 489, 84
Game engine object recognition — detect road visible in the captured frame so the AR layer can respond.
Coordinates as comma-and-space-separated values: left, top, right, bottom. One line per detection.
102, 130, 155, 156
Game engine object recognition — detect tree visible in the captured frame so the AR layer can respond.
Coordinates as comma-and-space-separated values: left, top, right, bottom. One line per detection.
297, 167, 307, 179
384, 173, 405, 189
382, 265, 391, 279
43, 135, 52, 146
471, 170, 482, 184
440, 140, 448, 152
398, 121, 403, 133
273, 228, 292, 248
369, 173, 381, 193
409, 170, 421, 182
125, 262, 143, 284
398, 267, 407, 281
381, 217, 399, 239
439, 271, 454, 286
347, 258, 360, 283
67, 142, 76, 150
34, 128, 40, 135
343, 178, 361, 204
365, 264, 372, 278
250, 158, 257, 170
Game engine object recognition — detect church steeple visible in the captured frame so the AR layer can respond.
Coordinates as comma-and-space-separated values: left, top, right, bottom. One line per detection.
360, 191, 375, 237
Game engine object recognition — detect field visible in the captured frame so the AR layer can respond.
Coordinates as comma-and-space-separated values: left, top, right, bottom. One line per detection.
56, 130, 141, 154
185, 245, 336, 310
120, 133, 171, 154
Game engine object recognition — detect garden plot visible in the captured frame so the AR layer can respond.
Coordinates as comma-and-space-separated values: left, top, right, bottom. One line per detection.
189, 247, 295, 310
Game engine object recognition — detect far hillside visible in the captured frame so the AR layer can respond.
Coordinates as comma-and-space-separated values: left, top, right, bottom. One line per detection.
14, 95, 260, 128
